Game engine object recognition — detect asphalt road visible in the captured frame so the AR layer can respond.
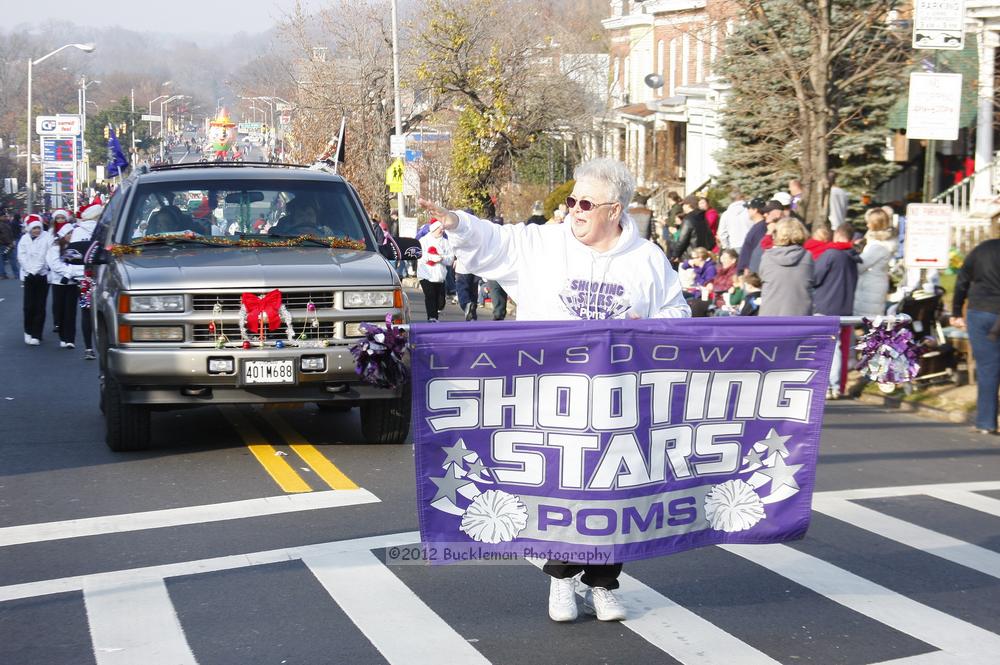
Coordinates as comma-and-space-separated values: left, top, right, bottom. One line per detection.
1, 279, 999, 665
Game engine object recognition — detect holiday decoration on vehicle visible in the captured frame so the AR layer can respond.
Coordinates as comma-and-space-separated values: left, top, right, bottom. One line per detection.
239, 289, 296, 344
349, 313, 409, 390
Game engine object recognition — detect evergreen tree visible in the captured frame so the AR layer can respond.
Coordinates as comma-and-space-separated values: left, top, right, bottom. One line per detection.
715, 0, 908, 225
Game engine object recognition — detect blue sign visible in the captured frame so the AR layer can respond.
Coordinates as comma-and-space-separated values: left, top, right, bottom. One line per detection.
405, 149, 423, 162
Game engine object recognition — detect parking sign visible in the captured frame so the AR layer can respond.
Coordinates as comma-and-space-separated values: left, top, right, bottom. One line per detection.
913, 0, 966, 50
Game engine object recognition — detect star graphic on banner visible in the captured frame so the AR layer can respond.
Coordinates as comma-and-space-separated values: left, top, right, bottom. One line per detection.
430, 463, 474, 503
756, 428, 791, 457
744, 449, 763, 467
441, 439, 474, 468
757, 454, 803, 491
467, 458, 488, 476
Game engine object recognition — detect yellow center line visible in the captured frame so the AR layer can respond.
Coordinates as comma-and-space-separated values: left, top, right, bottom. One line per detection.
259, 410, 360, 490
219, 406, 313, 493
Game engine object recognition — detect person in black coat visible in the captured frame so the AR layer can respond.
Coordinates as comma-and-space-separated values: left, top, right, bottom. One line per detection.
736, 199, 768, 273
813, 224, 861, 398
669, 196, 714, 262
813, 224, 861, 316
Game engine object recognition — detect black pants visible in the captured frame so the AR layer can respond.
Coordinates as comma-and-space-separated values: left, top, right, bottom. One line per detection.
455, 272, 480, 319
419, 279, 446, 321
22, 274, 49, 340
52, 283, 80, 344
543, 560, 623, 590
80, 307, 94, 349
487, 280, 508, 320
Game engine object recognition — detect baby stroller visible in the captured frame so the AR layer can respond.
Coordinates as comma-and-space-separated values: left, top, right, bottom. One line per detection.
894, 286, 968, 386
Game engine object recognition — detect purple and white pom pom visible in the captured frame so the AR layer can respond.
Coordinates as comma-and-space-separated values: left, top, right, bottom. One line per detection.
349, 313, 410, 390
855, 317, 923, 385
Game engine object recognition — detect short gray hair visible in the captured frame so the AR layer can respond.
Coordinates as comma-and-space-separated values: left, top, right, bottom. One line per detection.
573, 158, 635, 208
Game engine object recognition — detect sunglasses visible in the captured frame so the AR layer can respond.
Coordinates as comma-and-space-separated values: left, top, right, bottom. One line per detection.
566, 196, 616, 212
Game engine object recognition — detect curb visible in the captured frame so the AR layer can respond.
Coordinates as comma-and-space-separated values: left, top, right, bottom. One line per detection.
853, 391, 972, 424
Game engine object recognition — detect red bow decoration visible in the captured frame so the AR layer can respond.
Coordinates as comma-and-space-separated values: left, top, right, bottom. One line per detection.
242, 289, 283, 333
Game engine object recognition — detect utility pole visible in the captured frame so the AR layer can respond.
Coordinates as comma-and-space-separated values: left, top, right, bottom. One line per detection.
391, 0, 406, 236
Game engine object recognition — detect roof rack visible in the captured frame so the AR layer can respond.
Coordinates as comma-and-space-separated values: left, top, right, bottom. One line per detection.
147, 161, 309, 172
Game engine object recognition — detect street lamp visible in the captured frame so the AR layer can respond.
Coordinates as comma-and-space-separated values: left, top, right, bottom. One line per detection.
78, 78, 100, 192
26, 42, 95, 213
160, 95, 188, 160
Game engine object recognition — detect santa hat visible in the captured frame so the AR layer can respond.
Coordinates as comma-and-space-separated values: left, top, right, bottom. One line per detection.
57, 224, 75, 238
91, 194, 103, 205
52, 208, 71, 220
80, 204, 104, 222
24, 214, 43, 232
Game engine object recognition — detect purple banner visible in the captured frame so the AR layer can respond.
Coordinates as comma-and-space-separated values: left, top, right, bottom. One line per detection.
412, 317, 838, 564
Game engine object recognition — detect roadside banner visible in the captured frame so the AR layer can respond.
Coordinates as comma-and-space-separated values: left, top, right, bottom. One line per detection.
412, 317, 837, 564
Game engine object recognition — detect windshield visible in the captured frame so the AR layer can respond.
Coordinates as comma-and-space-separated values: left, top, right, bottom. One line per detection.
119, 178, 372, 249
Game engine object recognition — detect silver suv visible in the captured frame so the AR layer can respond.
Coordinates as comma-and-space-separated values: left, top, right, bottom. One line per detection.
89, 163, 413, 451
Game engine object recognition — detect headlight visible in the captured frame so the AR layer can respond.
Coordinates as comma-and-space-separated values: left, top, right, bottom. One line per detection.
130, 295, 185, 312
343, 290, 393, 308
131, 326, 185, 341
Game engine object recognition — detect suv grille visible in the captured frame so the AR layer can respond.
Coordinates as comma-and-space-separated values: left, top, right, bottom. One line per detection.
192, 291, 336, 312
192, 321, 337, 342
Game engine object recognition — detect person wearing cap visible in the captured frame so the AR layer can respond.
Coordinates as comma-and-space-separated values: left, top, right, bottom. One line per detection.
46, 204, 103, 356
16, 216, 50, 345
417, 220, 453, 322
738, 199, 784, 274
417, 157, 689, 624
51, 209, 73, 236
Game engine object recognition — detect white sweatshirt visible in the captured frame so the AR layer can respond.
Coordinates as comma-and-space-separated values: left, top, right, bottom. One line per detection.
417, 233, 453, 282
449, 211, 690, 321
16, 232, 51, 279
46, 220, 96, 284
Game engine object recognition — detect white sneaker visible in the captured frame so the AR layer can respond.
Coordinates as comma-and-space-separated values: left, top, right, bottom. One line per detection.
63, 342, 75, 349
24, 333, 32, 344
28, 338, 40, 346
583, 587, 626, 621
548, 577, 579, 622
84, 349, 96, 360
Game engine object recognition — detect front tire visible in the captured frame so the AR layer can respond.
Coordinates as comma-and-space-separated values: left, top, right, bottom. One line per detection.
359, 385, 411, 444
104, 375, 152, 451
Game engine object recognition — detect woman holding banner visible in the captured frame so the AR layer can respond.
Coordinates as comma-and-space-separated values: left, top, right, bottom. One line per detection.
418, 157, 690, 623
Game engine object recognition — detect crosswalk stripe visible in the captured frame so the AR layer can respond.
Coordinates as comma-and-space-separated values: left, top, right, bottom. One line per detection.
869, 651, 979, 665
924, 488, 1000, 519
811, 496, 1000, 580
303, 549, 490, 665
525, 558, 780, 665
0, 532, 420, 603
258, 410, 359, 490
0, 490, 379, 547
814, 481, 1000, 501
722, 543, 1000, 665
83, 576, 196, 665
220, 405, 312, 492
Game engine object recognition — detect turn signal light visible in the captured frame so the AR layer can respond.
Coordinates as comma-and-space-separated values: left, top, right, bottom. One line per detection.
393, 289, 403, 308
118, 295, 131, 313
118, 325, 132, 343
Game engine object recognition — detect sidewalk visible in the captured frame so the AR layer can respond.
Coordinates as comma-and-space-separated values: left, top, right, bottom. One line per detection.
849, 372, 979, 425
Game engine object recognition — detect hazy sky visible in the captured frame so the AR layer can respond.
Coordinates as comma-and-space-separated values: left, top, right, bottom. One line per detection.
7, 0, 314, 35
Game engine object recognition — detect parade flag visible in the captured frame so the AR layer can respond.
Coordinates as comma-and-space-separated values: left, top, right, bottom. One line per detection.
412, 317, 838, 564
106, 126, 129, 178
